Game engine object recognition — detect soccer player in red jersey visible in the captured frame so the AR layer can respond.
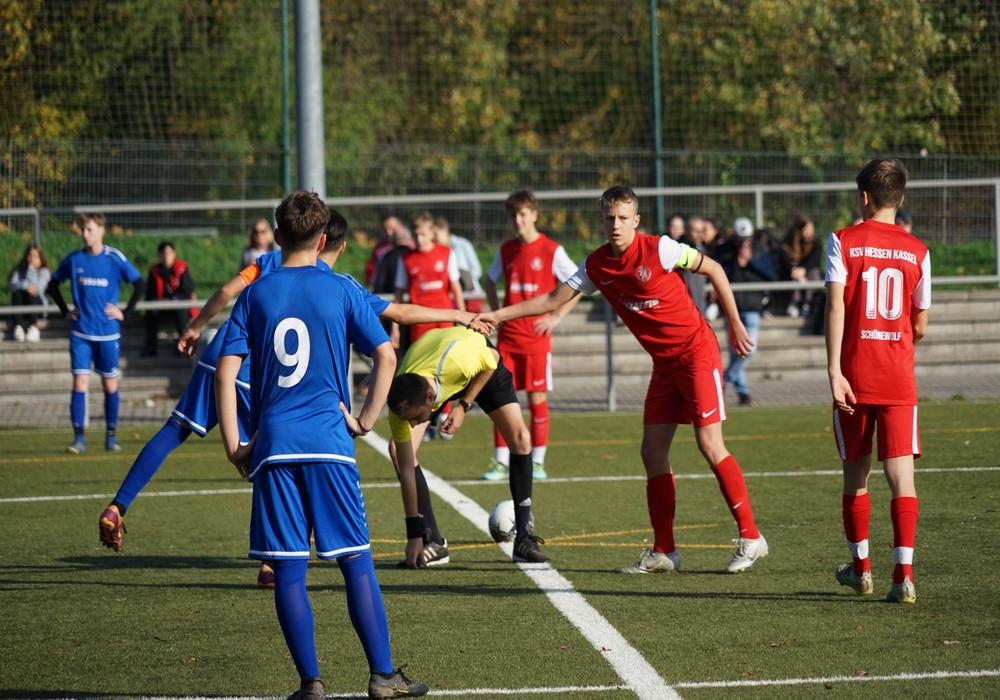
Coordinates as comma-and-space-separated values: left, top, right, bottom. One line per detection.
476, 185, 768, 574
825, 158, 930, 603
481, 190, 580, 481
394, 212, 465, 345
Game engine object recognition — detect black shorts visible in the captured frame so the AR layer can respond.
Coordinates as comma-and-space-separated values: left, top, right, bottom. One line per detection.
434, 352, 517, 419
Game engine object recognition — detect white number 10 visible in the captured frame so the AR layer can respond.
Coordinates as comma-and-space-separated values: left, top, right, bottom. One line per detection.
860, 266, 903, 321
274, 318, 310, 387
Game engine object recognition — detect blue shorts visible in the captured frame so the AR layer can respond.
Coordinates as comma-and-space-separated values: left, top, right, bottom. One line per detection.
249, 462, 370, 562
69, 335, 120, 378
171, 364, 252, 442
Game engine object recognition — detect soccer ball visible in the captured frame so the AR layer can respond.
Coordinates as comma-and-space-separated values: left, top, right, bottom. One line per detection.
488, 499, 533, 543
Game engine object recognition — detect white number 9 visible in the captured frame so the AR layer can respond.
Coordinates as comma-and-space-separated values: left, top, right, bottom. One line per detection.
274, 318, 310, 388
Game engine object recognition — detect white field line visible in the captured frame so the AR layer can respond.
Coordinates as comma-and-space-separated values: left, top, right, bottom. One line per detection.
360, 431, 681, 700
65, 667, 1000, 699
4, 465, 998, 504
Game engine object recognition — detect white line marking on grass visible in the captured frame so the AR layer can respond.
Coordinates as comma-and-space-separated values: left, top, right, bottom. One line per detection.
5, 465, 997, 504
361, 432, 681, 700
673, 668, 1000, 689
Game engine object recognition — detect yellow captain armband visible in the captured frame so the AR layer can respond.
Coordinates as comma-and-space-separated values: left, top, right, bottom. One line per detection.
676, 245, 702, 272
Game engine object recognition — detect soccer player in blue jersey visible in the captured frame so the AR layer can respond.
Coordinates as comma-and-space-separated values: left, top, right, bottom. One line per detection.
216, 191, 428, 700
46, 213, 145, 453
100, 210, 484, 584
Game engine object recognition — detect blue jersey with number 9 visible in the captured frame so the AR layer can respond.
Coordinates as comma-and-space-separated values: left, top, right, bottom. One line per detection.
221, 265, 388, 480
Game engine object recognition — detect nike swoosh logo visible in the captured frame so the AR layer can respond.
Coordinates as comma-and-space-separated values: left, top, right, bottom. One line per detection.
599, 280, 614, 285
532, 380, 545, 386
701, 409, 718, 418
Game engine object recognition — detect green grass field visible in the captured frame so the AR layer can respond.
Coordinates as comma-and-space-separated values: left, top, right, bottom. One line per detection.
2, 402, 999, 699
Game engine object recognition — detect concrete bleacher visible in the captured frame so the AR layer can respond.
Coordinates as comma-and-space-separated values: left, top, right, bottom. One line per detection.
1, 289, 998, 427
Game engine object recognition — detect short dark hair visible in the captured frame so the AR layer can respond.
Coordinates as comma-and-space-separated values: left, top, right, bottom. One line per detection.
323, 207, 349, 250
856, 159, 908, 210
387, 373, 429, 417
600, 185, 638, 210
157, 240, 175, 254
273, 191, 330, 251
505, 189, 537, 218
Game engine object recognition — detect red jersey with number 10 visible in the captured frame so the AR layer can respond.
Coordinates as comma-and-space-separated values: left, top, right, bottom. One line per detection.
826, 219, 931, 405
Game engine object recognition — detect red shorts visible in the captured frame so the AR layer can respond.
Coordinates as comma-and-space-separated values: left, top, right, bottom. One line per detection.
643, 351, 726, 427
833, 403, 921, 462
498, 349, 552, 393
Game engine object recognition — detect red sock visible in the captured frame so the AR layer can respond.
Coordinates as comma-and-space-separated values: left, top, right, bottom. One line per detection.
529, 400, 549, 449
494, 427, 508, 449
842, 493, 871, 576
646, 473, 676, 554
711, 455, 759, 539
890, 496, 919, 583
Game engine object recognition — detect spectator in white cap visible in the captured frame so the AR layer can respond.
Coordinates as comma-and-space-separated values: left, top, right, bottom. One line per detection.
719, 218, 776, 406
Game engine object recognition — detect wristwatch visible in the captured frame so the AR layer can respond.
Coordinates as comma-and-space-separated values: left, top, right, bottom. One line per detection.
458, 399, 475, 412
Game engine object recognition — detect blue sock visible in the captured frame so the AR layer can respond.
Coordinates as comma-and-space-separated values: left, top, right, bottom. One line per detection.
114, 419, 192, 510
272, 559, 319, 681
71, 391, 87, 431
338, 552, 393, 674
105, 390, 120, 431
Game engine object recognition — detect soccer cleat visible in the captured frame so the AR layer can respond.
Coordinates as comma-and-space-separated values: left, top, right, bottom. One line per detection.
620, 548, 681, 574
725, 533, 768, 573
532, 462, 548, 480
885, 576, 916, 604
397, 538, 450, 568
288, 677, 324, 700
257, 562, 275, 589
737, 393, 754, 407
105, 435, 122, 452
512, 532, 550, 564
835, 563, 874, 596
99, 505, 125, 551
368, 664, 428, 699
481, 458, 509, 481
66, 437, 87, 454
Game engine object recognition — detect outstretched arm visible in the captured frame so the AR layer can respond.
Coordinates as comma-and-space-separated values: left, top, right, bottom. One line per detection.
178, 273, 249, 357
478, 281, 581, 326
380, 302, 493, 335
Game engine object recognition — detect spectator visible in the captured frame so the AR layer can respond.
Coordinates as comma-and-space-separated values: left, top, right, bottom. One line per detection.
681, 214, 710, 318
240, 219, 276, 269
8, 243, 51, 342
365, 214, 409, 287
46, 212, 145, 453
433, 216, 484, 312
895, 209, 914, 234
666, 212, 686, 240
722, 221, 777, 407
776, 214, 822, 318
142, 240, 196, 357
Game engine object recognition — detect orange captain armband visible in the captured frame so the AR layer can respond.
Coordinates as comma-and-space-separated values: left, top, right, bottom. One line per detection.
676, 245, 701, 271
238, 262, 263, 285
